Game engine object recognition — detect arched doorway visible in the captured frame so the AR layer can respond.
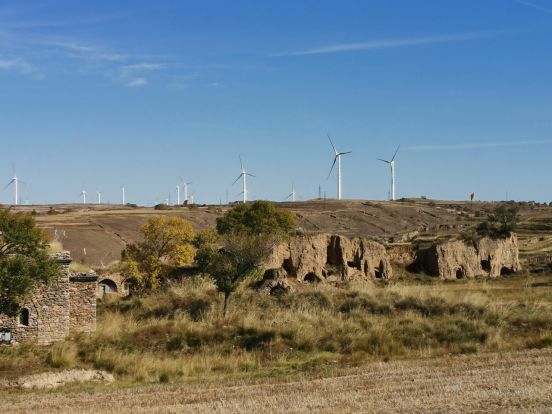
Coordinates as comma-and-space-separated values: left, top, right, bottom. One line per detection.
98, 279, 118, 297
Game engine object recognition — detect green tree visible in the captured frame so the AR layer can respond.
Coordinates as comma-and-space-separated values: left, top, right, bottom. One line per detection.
476, 205, 519, 237
204, 233, 274, 318
121, 216, 196, 289
0, 208, 59, 316
216, 200, 295, 236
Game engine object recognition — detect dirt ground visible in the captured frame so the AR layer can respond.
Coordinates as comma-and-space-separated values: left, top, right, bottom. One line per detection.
4, 349, 551, 413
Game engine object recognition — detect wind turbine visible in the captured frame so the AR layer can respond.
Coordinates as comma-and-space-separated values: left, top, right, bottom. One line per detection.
286, 182, 298, 202
96, 190, 102, 204
327, 134, 351, 200
233, 156, 255, 203
377, 145, 400, 201
121, 186, 126, 205
176, 184, 180, 205
179, 178, 193, 203
4, 166, 24, 205
79, 188, 87, 204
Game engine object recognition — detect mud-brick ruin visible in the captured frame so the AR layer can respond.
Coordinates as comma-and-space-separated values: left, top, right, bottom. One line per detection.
0, 252, 98, 346
263, 233, 521, 287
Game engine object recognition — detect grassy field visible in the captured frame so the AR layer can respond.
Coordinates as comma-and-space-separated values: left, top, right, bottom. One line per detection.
1, 272, 551, 383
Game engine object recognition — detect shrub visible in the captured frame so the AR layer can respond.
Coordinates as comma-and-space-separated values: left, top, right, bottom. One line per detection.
526, 335, 552, 349
476, 205, 519, 237
338, 293, 393, 315
236, 327, 276, 351
216, 200, 295, 236
46, 342, 77, 368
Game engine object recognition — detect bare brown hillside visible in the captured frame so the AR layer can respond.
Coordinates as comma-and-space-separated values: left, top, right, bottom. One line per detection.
9, 199, 552, 267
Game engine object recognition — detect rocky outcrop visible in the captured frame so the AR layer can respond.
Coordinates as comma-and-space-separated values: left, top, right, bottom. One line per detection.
265, 234, 392, 282
415, 233, 521, 279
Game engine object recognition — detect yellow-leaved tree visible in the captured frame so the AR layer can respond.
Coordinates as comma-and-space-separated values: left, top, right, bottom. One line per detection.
121, 216, 195, 289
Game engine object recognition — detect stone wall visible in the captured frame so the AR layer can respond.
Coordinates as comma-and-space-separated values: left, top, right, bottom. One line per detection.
69, 273, 98, 334
0, 252, 98, 346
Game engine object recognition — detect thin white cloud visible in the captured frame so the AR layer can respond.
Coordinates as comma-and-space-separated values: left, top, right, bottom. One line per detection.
0, 57, 34, 73
121, 63, 166, 71
126, 77, 147, 87
274, 31, 508, 57
41, 40, 127, 62
405, 139, 552, 151
515, 0, 552, 14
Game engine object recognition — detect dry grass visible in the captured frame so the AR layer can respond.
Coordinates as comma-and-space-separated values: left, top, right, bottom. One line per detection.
2, 349, 551, 413
2, 273, 550, 386
68, 262, 92, 272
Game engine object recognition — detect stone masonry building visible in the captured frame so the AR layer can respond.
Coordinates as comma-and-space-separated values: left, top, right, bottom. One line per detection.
0, 252, 98, 345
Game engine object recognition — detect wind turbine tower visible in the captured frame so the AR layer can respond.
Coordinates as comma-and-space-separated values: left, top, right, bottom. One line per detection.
233, 156, 255, 203
97, 190, 102, 204
327, 134, 352, 200
80, 188, 87, 204
121, 186, 126, 205
182, 180, 192, 203
286, 183, 297, 202
4, 167, 23, 205
176, 184, 180, 205
377, 145, 400, 201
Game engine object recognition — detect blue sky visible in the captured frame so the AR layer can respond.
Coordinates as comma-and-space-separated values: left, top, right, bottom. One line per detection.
1, 0, 552, 205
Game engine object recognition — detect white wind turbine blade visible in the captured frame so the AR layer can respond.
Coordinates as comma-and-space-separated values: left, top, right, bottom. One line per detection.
377, 158, 390, 164
339, 151, 352, 156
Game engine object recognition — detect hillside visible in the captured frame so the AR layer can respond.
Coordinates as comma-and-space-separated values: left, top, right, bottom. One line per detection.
9, 199, 552, 267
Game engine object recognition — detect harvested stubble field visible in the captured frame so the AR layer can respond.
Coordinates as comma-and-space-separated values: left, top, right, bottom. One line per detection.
3, 349, 552, 413
1, 273, 552, 412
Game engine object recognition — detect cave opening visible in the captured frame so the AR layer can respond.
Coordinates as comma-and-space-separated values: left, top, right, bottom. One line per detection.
481, 259, 491, 273
304, 273, 319, 283
374, 260, 385, 279
455, 267, 465, 279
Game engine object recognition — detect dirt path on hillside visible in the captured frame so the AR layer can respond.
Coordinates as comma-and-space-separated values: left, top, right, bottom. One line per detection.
4, 349, 552, 413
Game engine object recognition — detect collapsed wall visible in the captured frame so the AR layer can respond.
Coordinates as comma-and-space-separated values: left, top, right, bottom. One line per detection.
414, 233, 521, 279
265, 234, 392, 282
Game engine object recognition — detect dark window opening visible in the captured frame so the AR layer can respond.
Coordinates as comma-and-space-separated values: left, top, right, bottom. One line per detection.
19, 308, 29, 326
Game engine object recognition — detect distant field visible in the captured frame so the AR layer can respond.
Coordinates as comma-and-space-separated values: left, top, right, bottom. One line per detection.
4, 349, 551, 413
12, 199, 552, 266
